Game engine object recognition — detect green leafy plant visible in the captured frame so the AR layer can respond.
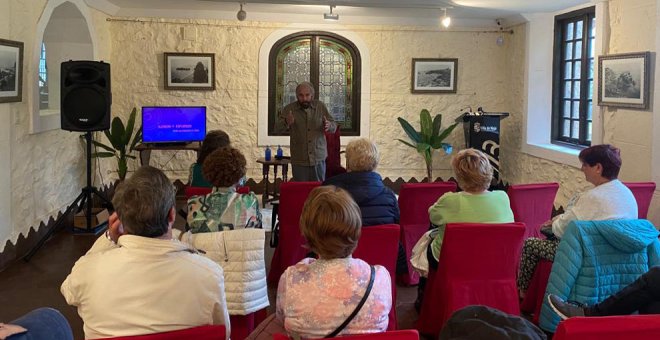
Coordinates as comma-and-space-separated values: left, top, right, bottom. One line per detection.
91, 107, 142, 181
398, 109, 459, 182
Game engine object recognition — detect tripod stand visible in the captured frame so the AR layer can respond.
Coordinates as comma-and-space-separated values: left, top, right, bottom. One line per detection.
24, 131, 112, 262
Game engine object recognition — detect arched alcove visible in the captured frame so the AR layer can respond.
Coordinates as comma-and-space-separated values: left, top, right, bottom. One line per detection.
31, 0, 98, 133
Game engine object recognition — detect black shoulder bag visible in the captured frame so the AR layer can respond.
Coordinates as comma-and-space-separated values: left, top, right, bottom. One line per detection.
325, 265, 376, 338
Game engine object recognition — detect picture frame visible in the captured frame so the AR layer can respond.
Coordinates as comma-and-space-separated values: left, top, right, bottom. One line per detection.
0, 38, 24, 103
598, 52, 650, 109
411, 58, 458, 94
164, 52, 215, 90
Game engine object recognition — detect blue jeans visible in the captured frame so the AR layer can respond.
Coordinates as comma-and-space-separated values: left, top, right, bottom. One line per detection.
7, 308, 73, 340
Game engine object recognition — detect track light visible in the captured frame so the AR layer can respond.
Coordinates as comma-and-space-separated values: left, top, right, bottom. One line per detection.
236, 3, 246, 21
441, 8, 451, 28
324, 5, 338, 21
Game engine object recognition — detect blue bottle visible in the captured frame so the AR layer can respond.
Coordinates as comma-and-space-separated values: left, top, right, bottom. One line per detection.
265, 145, 272, 161
276, 145, 283, 159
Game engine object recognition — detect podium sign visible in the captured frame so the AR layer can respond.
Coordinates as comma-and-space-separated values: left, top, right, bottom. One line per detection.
461, 113, 509, 181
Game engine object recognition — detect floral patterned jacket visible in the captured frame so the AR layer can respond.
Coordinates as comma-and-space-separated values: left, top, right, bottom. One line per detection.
187, 186, 262, 233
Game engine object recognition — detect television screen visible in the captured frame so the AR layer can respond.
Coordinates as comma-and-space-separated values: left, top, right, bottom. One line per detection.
141, 106, 207, 143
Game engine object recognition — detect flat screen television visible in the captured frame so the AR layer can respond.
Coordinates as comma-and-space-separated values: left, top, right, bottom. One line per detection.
141, 106, 207, 144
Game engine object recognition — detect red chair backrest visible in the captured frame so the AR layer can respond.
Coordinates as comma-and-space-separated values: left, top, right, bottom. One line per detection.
399, 182, 457, 226
623, 182, 656, 219
267, 181, 321, 287
273, 330, 419, 340
352, 224, 401, 330
417, 222, 525, 337
507, 182, 559, 239
101, 325, 226, 340
184, 186, 212, 199
325, 127, 346, 179
554, 315, 660, 340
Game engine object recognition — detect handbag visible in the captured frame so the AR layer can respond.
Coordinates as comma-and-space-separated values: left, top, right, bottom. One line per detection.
410, 228, 440, 278
325, 265, 376, 338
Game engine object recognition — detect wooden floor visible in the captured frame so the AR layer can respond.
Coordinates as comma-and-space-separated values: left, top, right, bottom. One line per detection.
0, 206, 419, 339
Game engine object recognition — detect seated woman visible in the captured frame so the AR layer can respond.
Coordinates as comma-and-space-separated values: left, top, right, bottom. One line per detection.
517, 144, 638, 296
276, 186, 392, 338
548, 266, 660, 319
187, 146, 261, 232
415, 148, 514, 308
189, 130, 230, 188
323, 138, 399, 226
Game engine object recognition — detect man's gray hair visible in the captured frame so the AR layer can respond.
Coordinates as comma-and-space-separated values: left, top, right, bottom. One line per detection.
296, 81, 315, 96
112, 166, 176, 238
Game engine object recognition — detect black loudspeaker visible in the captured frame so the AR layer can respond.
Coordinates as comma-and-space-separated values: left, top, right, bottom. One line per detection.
61, 61, 111, 131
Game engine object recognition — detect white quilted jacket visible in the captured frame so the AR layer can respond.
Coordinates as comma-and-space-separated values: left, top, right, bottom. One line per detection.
176, 228, 269, 315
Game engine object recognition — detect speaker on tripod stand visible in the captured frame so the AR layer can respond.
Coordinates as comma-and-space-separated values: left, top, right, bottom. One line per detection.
25, 60, 113, 261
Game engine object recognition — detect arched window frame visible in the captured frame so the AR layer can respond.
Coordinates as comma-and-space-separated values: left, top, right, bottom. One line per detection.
267, 31, 362, 137
257, 26, 371, 147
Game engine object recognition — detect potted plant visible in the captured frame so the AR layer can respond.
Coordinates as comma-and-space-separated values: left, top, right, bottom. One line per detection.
398, 109, 458, 182
91, 107, 142, 181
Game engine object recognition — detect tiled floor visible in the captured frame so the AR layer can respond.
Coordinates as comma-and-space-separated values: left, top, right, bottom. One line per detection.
0, 204, 419, 339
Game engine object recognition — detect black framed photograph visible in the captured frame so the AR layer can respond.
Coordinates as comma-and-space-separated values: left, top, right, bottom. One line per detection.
598, 52, 650, 109
411, 58, 458, 94
0, 38, 24, 103
164, 52, 215, 90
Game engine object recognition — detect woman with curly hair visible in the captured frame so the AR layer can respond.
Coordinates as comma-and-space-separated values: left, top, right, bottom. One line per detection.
187, 146, 261, 232
188, 130, 231, 188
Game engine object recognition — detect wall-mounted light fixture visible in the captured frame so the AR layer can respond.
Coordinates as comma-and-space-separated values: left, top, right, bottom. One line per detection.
237, 3, 246, 21
324, 5, 339, 21
441, 8, 451, 28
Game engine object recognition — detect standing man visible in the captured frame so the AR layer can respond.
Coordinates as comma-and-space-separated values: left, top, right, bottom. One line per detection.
276, 81, 336, 181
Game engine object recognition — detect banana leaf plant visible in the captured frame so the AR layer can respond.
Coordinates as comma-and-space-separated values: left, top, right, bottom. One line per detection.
91, 107, 142, 181
398, 109, 458, 182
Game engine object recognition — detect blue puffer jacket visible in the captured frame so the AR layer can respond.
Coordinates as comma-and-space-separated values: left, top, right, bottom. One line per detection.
540, 219, 660, 332
323, 171, 399, 226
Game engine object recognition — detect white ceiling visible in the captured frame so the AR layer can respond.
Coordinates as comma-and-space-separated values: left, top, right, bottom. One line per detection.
89, 0, 592, 28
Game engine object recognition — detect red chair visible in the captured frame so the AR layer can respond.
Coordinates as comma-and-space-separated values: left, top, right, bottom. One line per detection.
554, 315, 660, 340
267, 181, 321, 287
623, 182, 656, 219
519, 259, 553, 324
353, 224, 401, 330
507, 182, 559, 240
273, 330, 420, 340
229, 309, 268, 340
184, 186, 212, 199
101, 325, 226, 339
325, 126, 346, 180
416, 222, 525, 338
397, 182, 457, 286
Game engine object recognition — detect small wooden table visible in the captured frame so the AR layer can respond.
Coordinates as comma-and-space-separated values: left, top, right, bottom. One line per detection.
135, 142, 201, 166
256, 157, 290, 207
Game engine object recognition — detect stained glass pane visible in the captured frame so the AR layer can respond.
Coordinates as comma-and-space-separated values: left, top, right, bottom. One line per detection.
39, 42, 49, 110
275, 39, 311, 120
319, 38, 352, 129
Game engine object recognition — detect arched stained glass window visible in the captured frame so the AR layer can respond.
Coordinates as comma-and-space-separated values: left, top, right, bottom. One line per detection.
268, 31, 361, 136
38, 42, 48, 110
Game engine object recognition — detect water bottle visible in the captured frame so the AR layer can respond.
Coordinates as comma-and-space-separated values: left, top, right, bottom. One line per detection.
265, 145, 272, 161
276, 145, 283, 160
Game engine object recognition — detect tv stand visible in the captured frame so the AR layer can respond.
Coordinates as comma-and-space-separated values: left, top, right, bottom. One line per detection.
135, 142, 201, 166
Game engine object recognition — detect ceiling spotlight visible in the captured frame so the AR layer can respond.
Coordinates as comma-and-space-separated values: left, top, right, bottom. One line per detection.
441, 8, 451, 28
237, 3, 246, 21
324, 5, 339, 21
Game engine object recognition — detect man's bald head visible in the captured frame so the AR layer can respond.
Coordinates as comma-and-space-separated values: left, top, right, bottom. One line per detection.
296, 82, 315, 108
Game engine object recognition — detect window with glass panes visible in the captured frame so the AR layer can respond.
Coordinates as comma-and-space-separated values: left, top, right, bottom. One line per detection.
552, 7, 595, 147
268, 31, 361, 136
38, 42, 49, 110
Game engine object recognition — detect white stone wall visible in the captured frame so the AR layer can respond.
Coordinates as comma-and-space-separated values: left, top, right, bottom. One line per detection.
0, 0, 112, 253
105, 19, 511, 183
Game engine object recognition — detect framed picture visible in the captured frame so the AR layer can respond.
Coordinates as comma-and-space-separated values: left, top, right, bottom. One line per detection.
0, 38, 24, 103
411, 58, 458, 93
598, 52, 650, 109
164, 52, 215, 90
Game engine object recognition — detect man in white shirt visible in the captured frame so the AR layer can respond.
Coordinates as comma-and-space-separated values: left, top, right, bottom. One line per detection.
61, 166, 230, 339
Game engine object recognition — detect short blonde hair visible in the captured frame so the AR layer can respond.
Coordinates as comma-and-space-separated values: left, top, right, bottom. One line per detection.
452, 148, 493, 192
346, 138, 379, 172
300, 186, 362, 259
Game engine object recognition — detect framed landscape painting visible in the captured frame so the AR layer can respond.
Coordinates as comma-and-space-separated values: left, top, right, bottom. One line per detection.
598, 52, 650, 109
0, 38, 24, 103
164, 52, 215, 90
411, 58, 458, 93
